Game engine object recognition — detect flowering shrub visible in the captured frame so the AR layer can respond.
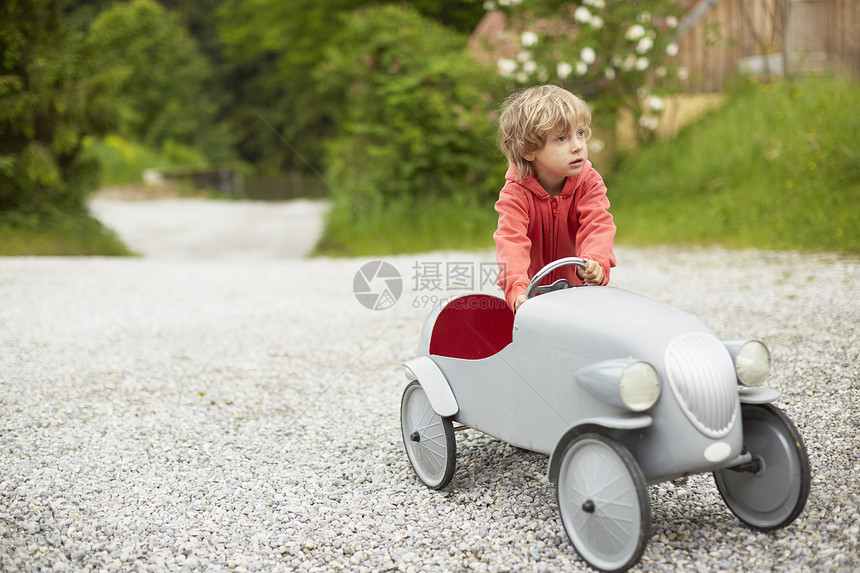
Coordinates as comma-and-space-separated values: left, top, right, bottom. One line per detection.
487, 0, 684, 140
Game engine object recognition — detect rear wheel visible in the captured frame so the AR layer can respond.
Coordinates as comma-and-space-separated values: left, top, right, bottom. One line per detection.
713, 403, 810, 530
400, 381, 456, 489
556, 433, 650, 572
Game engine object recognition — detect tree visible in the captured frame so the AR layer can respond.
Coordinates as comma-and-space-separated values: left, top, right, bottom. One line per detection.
0, 0, 117, 218
317, 5, 506, 211
216, 0, 490, 174
86, 0, 232, 162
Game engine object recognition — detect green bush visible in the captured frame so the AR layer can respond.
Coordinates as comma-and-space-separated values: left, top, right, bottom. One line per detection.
0, 0, 117, 218
86, 0, 233, 163
82, 135, 208, 187
608, 76, 860, 254
314, 5, 507, 254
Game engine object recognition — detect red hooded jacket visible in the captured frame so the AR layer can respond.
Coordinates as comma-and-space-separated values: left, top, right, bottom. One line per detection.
493, 161, 617, 310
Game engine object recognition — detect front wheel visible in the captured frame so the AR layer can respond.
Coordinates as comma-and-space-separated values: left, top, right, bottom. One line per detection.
400, 381, 456, 489
556, 433, 650, 572
713, 403, 810, 530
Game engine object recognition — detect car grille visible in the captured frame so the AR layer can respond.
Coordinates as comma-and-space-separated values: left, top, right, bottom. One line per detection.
664, 333, 738, 438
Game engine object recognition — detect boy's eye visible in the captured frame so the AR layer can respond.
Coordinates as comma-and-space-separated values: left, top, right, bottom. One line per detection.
555, 135, 568, 142
577, 129, 586, 137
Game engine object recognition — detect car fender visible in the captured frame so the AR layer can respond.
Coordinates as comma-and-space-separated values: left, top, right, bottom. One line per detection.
403, 356, 459, 417
547, 417, 652, 484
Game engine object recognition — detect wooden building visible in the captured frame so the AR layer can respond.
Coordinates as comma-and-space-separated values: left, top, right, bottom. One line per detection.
673, 0, 859, 92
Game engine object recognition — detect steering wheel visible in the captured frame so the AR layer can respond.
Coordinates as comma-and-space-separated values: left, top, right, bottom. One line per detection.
525, 257, 589, 299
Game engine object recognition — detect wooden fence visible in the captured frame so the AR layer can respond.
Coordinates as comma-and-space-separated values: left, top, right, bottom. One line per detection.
672, 0, 859, 93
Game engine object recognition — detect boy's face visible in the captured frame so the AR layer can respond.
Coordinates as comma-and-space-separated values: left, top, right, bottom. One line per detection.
523, 125, 589, 184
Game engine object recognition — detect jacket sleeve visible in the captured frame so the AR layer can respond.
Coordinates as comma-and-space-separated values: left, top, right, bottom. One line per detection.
575, 171, 617, 286
494, 185, 533, 310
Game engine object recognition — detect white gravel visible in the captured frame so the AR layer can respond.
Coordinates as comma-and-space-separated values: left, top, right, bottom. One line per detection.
89, 198, 328, 259
1, 203, 858, 572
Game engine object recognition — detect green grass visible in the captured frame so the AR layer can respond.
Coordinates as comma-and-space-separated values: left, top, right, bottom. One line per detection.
315, 196, 498, 256
0, 213, 135, 256
318, 77, 859, 257
607, 76, 860, 254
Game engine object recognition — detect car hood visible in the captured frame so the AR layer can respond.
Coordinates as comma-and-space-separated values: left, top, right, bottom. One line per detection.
513, 287, 716, 365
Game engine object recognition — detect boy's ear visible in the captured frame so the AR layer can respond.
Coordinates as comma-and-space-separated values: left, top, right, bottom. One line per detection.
522, 152, 535, 161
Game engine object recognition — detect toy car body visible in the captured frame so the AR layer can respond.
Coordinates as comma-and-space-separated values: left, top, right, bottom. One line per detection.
400, 258, 810, 572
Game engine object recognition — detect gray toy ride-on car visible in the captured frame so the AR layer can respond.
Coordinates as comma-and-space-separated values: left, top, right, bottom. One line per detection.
400, 257, 810, 572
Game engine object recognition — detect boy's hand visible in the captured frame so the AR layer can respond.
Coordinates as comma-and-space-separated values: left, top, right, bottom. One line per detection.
579, 259, 604, 286
514, 294, 527, 312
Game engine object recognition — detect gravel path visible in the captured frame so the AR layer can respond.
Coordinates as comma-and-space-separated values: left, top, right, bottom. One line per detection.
89, 198, 329, 259
1, 243, 858, 572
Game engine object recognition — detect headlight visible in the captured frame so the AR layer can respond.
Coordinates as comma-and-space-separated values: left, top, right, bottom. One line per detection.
576, 359, 661, 412
734, 340, 770, 386
619, 362, 661, 411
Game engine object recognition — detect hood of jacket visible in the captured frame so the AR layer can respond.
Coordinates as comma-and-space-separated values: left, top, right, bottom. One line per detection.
504, 161, 595, 198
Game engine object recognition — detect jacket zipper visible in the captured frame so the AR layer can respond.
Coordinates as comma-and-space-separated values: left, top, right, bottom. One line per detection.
550, 196, 559, 283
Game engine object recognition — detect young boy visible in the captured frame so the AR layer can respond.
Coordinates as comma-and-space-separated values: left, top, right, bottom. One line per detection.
494, 84, 616, 311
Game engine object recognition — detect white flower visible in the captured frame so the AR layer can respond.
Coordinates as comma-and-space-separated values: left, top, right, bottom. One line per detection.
604, 66, 616, 80
647, 95, 665, 111
523, 60, 537, 73
637, 11, 652, 23
593, 0, 605, 8
517, 50, 533, 63
677, 66, 689, 81
656, 66, 667, 78
589, 15, 604, 29
639, 114, 659, 131
665, 42, 679, 57
521, 31, 538, 47
580, 47, 597, 65
497, 58, 517, 78
635, 57, 650, 71
576, 61, 588, 75
625, 24, 646, 41
516, 71, 529, 83
574, 6, 592, 23
589, 138, 605, 153
483, 1, 496, 10
636, 37, 653, 54
622, 54, 636, 71
557, 61, 573, 80
666, 16, 679, 28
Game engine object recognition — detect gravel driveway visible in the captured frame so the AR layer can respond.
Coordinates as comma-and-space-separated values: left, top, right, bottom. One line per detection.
89, 197, 328, 259
1, 200, 858, 571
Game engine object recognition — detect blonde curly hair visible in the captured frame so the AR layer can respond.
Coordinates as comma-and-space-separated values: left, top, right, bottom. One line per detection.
498, 85, 592, 182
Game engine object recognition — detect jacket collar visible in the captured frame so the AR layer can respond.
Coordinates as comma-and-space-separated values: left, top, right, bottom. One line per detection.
505, 161, 593, 198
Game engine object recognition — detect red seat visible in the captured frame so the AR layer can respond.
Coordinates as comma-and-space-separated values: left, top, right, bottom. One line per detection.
429, 294, 514, 359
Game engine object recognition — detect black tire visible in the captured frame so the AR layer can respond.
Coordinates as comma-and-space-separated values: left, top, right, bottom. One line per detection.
713, 403, 810, 530
400, 381, 456, 489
